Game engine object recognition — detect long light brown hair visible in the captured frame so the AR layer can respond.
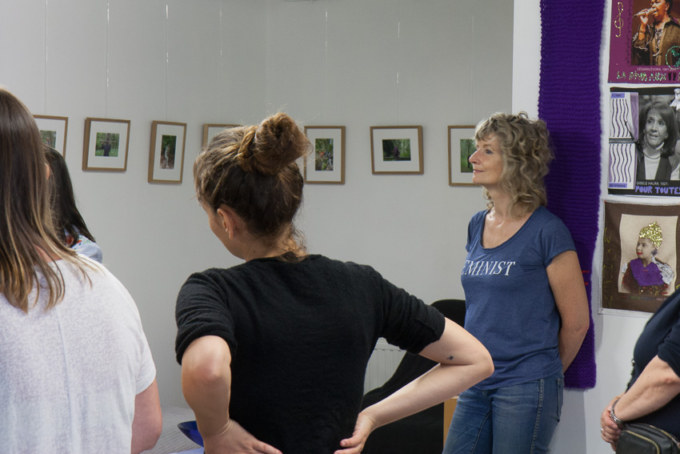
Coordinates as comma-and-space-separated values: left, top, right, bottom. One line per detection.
0, 88, 85, 312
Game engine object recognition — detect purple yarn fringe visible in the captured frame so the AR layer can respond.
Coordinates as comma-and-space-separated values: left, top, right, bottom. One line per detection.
538, 0, 604, 389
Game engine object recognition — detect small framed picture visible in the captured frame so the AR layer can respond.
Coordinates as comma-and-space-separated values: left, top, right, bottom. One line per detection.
448, 125, 478, 186
202, 123, 238, 148
34, 115, 68, 156
82, 117, 130, 171
370, 126, 423, 174
303, 126, 345, 184
148, 120, 187, 184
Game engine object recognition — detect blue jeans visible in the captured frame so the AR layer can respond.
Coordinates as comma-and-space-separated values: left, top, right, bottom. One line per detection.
443, 373, 564, 454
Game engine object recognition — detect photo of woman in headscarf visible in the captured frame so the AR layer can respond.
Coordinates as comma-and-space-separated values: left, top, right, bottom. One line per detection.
621, 221, 675, 295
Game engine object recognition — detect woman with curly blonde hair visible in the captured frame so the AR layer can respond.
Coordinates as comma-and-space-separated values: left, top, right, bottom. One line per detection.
443, 112, 590, 454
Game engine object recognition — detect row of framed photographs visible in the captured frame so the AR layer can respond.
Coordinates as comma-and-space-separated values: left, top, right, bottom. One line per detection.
34, 115, 480, 186
304, 124, 479, 186
35, 115, 189, 184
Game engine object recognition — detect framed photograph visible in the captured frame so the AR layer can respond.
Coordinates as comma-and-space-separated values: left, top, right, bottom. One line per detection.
608, 87, 680, 196
202, 123, 238, 148
602, 201, 680, 313
448, 125, 478, 186
82, 117, 130, 171
303, 126, 345, 184
148, 120, 187, 183
370, 126, 423, 174
34, 115, 68, 156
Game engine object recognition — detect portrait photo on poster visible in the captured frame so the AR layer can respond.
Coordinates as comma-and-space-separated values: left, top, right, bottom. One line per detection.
608, 86, 680, 196
609, 0, 680, 83
602, 201, 680, 313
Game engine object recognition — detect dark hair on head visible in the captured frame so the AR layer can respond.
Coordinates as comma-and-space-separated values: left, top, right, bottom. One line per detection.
194, 112, 310, 255
475, 112, 553, 216
45, 147, 96, 245
639, 101, 678, 157
0, 88, 83, 312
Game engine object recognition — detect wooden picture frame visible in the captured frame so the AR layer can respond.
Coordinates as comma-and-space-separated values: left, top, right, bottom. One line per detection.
82, 117, 130, 171
370, 126, 423, 174
448, 125, 478, 186
35, 114, 68, 156
303, 126, 346, 184
202, 123, 239, 148
148, 120, 187, 183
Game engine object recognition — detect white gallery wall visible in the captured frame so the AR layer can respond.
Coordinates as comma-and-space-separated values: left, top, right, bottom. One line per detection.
0, 0, 511, 412
515, 2, 658, 454
0, 0, 654, 452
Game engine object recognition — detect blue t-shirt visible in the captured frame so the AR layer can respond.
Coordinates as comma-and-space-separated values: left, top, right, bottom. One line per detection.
461, 206, 575, 389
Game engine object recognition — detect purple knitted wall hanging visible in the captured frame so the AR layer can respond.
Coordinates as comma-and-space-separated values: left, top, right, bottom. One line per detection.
538, 0, 604, 388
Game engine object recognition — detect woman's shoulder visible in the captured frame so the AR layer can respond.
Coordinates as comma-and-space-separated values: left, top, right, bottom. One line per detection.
531, 206, 570, 229
468, 209, 488, 227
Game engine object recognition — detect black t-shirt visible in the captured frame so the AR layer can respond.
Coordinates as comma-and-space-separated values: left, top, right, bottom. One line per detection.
629, 288, 680, 437
175, 255, 445, 453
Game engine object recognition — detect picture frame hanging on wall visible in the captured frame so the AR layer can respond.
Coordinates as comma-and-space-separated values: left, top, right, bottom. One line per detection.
202, 123, 239, 148
303, 125, 345, 184
148, 120, 187, 183
35, 114, 69, 156
601, 201, 680, 313
370, 125, 423, 175
82, 117, 130, 171
448, 125, 478, 186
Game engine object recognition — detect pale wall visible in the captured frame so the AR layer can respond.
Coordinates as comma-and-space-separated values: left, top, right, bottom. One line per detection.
0, 0, 512, 411
514, 2, 655, 454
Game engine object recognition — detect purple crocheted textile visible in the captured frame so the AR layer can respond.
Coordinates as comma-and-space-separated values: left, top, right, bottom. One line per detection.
538, 0, 604, 389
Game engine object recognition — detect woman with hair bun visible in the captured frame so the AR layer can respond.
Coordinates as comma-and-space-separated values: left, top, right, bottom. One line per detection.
443, 112, 590, 454
175, 112, 493, 454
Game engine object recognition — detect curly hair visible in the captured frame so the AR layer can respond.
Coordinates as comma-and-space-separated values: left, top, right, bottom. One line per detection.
475, 112, 553, 216
194, 112, 310, 257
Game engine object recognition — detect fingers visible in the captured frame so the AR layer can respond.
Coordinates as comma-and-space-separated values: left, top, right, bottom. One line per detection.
257, 443, 283, 454
335, 424, 369, 454
334, 439, 364, 454
601, 425, 620, 444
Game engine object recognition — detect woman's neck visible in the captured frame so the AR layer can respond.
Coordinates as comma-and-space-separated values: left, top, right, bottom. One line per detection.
643, 142, 663, 159
487, 190, 528, 221
240, 228, 299, 262
656, 15, 671, 29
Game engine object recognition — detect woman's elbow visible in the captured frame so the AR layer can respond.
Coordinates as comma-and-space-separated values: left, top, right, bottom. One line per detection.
473, 345, 494, 382
572, 314, 590, 339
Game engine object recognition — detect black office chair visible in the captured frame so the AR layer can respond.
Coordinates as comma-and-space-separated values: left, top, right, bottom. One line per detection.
360, 299, 466, 454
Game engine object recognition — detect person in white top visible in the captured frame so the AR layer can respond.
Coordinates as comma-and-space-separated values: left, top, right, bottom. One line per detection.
0, 87, 162, 454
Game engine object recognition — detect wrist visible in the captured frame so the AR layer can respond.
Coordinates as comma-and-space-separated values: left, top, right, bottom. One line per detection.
609, 398, 625, 429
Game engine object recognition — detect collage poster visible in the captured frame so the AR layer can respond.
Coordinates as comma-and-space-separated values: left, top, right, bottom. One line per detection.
602, 201, 680, 312
609, 86, 680, 195
609, 0, 680, 83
